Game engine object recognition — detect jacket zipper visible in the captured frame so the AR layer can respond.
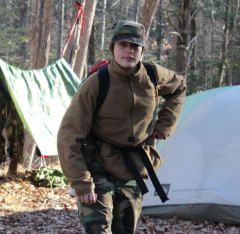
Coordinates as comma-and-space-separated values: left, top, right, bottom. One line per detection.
128, 78, 135, 142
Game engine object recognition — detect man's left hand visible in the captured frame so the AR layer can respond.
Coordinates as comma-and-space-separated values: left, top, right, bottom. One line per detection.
152, 130, 164, 140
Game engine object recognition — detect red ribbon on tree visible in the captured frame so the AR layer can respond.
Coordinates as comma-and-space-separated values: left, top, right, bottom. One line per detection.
61, 2, 84, 57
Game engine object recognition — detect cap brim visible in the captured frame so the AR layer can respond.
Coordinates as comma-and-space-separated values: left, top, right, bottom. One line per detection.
112, 36, 145, 46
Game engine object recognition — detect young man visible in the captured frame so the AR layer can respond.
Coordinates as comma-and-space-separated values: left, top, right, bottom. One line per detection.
57, 21, 186, 234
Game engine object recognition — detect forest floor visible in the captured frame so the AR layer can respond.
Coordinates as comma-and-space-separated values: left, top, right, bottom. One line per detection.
0, 165, 240, 234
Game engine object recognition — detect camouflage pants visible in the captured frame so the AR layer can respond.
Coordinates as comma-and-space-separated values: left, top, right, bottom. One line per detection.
77, 161, 143, 234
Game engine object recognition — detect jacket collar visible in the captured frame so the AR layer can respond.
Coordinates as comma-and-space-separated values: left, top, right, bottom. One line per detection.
108, 58, 145, 80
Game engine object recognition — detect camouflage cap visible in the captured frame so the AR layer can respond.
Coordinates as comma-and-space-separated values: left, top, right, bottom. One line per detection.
111, 21, 146, 47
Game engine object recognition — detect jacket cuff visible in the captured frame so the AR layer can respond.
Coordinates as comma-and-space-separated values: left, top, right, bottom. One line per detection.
154, 122, 177, 139
72, 178, 95, 196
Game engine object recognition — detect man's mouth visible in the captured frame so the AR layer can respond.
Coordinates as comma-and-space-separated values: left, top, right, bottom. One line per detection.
124, 57, 134, 61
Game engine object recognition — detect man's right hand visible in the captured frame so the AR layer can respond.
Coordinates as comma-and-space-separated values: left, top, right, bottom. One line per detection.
77, 190, 97, 204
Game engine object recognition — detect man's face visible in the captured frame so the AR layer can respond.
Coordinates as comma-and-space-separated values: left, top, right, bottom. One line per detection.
113, 41, 143, 73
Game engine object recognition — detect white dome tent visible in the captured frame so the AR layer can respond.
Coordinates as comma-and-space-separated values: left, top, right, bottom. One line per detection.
143, 85, 240, 224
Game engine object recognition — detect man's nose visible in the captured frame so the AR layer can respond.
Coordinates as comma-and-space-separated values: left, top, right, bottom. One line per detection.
126, 44, 134, 52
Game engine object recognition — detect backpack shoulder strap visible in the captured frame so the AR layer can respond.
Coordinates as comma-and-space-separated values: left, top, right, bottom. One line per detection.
96, 61, 157, 111
143, 61, 159, 102
96, 64, 109, 111
142, 61, 157, 87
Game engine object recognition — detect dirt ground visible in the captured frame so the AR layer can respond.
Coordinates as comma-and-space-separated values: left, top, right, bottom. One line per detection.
0, 165, 240, 234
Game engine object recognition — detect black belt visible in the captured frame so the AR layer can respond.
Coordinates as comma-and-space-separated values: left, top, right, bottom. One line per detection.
120, 145, 169, 203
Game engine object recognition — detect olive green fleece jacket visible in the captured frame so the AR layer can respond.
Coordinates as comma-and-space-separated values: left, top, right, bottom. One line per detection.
57, 59, 186, 196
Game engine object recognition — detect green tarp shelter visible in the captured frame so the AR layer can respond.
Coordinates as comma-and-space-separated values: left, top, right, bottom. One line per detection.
0, 58, 80, 156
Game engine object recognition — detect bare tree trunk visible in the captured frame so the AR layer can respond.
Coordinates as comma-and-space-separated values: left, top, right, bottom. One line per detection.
133, 1, 139, 21
73, 0, 98, 79
176, 0, 191, 76
120, 0, 124, 16
190, 6, 197, 71
26, 0, 54, 171
88, 23, 96, 68
228, 0, 239, 86
155, 0, 164, 62
29, 0, 41, 69
208, 0, 215, 89
217, 0, 229, 87
25, 0, 43, 171
204, 69, 208, 90
21, 0, 31, 28
141, 0, 160, 38
36, 0, 54, 68
69, 0, 86, 73
57, 0, 65, 59
101, 0, 107, 52
37, 0, 44, 65
63, 4, 79, 64
63, 0, 87, 68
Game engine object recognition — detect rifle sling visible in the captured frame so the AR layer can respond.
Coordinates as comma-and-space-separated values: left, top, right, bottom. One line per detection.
121, 148, 149, 195
121, 146, 169, 203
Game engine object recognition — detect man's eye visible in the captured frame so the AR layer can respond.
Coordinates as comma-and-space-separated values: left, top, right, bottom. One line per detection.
132, 44, 139, 49
119, 42, 128, 47
119, 42, 139, 49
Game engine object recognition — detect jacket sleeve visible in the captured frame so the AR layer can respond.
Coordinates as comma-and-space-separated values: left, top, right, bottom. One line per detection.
152, 63, 186, 138
57, 75, 98, 196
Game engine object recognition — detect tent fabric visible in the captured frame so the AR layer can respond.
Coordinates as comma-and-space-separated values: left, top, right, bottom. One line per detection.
0, 58, 80, 156
143, 204, 240, 224
142, 85, 240, 224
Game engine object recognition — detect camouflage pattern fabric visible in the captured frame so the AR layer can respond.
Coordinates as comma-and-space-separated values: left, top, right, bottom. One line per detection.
0, 92, 8, 163
77, 160, 143, 234
4, 101, 24, 162
0, 115, 7, 163
0, 93, 24, 166
111, 21, 145, 47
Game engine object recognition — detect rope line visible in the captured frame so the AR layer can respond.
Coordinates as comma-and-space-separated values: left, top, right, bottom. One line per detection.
61, 2, 84, 57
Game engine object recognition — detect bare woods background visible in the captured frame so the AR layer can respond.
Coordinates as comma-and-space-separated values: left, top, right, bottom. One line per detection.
0, 0, 239, 95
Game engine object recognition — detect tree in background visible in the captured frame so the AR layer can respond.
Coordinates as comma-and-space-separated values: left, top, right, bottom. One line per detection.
141, 0, 160, 37
173, 0, 198, 78
56, 0, 65, 59
29, 0, 54, 69
228, 0, 239, 86
26, 0, 54, 172
0, 0, 31, 176
73, 0, 98, 78
0, 0, 29, 68
1, 0, 240, 94
36, 0, 54, 68
88, 22, 97, 69
217, 0, 230, 87
63, 0, 97, 79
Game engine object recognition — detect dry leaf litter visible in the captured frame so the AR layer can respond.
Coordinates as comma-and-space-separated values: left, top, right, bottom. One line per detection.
0, 166, 240, 234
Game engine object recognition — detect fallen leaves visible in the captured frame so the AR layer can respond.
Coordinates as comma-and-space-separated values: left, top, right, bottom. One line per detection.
0, 171, 240, 234
136, 217, 240, 234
